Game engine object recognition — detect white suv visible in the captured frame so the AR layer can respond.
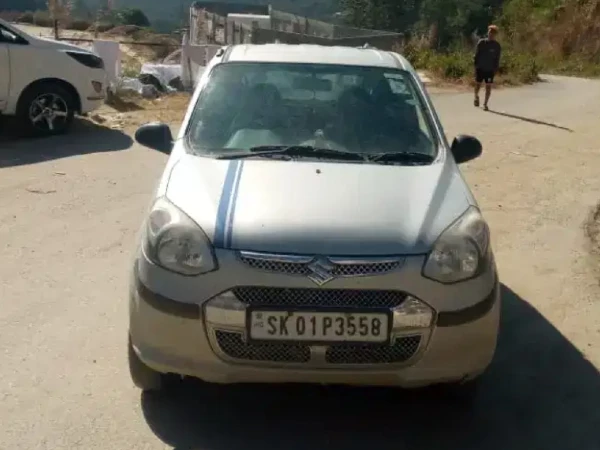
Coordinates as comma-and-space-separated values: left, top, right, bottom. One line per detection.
0, 19, 107, 136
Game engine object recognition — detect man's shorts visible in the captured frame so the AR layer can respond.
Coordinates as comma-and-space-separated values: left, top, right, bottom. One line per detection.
475, 69, 495, 84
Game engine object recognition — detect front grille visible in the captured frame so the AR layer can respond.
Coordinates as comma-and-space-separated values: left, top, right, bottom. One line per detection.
240, 256, 309, 275
214, 331, 422, 365
215, 331, 310, 363
239, 254, 402, 277
326, 335, 422, 364
232, 287, 407, 309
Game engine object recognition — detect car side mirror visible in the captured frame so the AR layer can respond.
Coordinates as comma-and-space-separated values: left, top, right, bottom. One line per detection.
451, 135, 482, 164
135, 122, 173, 154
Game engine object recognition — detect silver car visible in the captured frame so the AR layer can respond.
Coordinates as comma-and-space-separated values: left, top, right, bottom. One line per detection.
129, 44, 500, 398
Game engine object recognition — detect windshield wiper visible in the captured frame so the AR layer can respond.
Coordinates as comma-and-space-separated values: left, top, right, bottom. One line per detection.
215, 145, 366, 161
368, 152, 435, 165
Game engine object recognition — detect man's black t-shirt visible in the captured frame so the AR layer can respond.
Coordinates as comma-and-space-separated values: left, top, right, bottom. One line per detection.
474, 38, 501, 72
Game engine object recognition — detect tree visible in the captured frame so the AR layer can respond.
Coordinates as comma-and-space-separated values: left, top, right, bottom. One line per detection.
339, 0, 500, 48
339, 0, 420, 32
151, 19, 178, 33
1, 0, 42, 11
46, 0, 72, 37
419, 0, 497, 47
116, 8, 150, 27
70, 0, 91, 19
46, 0, 72, 20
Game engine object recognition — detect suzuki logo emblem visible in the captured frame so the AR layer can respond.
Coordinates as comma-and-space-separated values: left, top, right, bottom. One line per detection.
307, 258, 335, 286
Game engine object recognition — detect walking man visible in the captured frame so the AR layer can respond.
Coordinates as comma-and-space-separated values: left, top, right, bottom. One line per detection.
474, 25, 501, 111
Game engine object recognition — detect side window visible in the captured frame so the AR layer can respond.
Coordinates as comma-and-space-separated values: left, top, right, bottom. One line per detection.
0, 27, 27, 45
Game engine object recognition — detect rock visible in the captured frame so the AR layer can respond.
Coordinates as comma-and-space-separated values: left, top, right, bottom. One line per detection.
168, 76, 185, 92
90, 114, 106, 124
138, 73, 164, 93
141, 85, 160, 100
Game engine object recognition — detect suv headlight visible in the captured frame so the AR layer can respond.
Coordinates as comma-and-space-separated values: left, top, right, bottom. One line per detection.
65, 51, 105, 69
422, 206, 490, 283
142, 197, 217, 275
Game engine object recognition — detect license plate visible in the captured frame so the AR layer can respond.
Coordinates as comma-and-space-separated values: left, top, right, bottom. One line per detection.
248, 310, 390, 343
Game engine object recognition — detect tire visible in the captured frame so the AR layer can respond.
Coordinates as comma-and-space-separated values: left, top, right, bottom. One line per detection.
128, 336, 165, 392
16, 82, 76, 137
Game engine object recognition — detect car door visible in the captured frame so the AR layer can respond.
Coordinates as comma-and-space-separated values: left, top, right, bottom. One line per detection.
0, 23, 31, 114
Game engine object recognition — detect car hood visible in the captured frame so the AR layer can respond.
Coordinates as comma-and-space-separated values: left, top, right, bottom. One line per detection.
30, 35, 97, 54
165, 154, 474, 255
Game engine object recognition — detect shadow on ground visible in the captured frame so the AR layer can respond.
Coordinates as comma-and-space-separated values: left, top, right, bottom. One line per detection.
141, 284, 600, 450
0, 118, 133, 168
486, 109, 574, 132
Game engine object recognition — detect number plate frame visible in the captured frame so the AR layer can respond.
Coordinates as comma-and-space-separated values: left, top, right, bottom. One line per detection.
246, 306, 393, 346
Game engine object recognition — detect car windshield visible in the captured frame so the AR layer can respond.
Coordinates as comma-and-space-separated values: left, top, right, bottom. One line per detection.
185, 62, 438, 160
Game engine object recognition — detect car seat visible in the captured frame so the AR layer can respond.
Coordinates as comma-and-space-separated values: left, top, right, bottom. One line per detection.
335, 87, 379, 150
371, 78, 420, 132
230, 83, 285, 131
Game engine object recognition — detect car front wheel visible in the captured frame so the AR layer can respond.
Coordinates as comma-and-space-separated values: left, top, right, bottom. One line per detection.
17, 82, 75, 136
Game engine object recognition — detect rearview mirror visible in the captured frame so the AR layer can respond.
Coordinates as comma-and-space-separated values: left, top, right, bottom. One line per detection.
135, 122, 173, 154
451, 135, 482, 164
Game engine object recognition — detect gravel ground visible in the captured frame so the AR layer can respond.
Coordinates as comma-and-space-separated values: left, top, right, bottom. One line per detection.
0, 75, 599, 450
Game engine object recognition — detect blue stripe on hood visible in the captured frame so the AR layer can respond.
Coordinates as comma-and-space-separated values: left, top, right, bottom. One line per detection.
213, 160, 244, 248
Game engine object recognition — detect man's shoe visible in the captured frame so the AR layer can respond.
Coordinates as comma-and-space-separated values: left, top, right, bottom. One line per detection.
483, 104, 489, 111
474, 97, 480, 107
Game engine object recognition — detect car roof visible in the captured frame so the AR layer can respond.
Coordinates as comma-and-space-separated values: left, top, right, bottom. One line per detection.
225, 44, 411, 70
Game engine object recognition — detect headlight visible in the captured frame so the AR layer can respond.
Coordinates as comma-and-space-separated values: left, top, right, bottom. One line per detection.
422, 206, 490, 283
65, 51, 105, 69
142, 197, 217, 275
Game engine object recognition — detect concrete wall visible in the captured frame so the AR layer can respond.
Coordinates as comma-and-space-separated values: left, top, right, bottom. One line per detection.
189, 3, 403, 49
268, 9, 394, 40
191, 1, 269, 16
251, 28, 404, 51
332, 25, 393, 39
269, 9, 334, 38
227, 14, 271, 30
252, 28, 330, 45
190, 7, 253, 45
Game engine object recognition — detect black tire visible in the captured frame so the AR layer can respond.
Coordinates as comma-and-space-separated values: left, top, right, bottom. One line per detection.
16, 82, 76, 137
128, 336, 165, 392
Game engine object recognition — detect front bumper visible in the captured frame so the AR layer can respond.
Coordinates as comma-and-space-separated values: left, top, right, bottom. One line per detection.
129, 250, 500, 388
78, 73, 107, 114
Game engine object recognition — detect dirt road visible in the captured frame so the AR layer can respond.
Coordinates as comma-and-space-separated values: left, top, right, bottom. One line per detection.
0, 75, 599, 450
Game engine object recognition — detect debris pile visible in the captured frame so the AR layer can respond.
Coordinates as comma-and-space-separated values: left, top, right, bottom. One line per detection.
116, 60, 186, 99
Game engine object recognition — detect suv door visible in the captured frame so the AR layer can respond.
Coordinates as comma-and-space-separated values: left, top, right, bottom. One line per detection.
0, 31, 9, 111
0, 24, 30, 112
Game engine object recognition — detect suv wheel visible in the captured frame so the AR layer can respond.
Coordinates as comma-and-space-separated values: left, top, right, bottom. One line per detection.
17, 82, 75, 136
